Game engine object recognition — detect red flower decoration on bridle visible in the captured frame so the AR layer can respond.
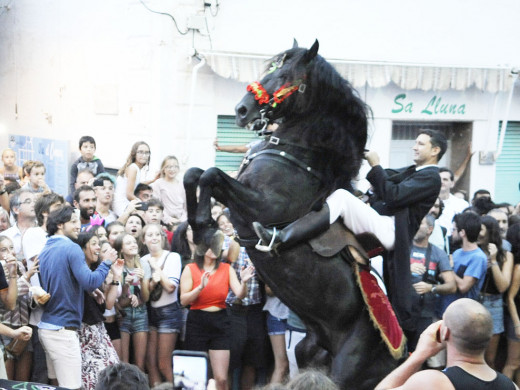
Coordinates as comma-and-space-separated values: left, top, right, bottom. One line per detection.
246, 82, 270, 105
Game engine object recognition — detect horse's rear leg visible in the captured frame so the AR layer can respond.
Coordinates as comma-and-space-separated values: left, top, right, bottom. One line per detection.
295, 331, 330, 370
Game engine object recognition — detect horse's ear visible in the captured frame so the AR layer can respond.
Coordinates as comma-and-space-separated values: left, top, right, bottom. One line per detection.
304, 40, 319, 63
292, 39, 299, 48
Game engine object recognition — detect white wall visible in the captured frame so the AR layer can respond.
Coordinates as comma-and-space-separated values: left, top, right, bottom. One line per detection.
0, 0, 519, 195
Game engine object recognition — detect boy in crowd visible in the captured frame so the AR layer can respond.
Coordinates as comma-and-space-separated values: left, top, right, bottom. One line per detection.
438, 212, 487, 315
22, 161, 48, 193
69, 136, 105, 197
142, 198, 173, 245
93, 173, 118, 225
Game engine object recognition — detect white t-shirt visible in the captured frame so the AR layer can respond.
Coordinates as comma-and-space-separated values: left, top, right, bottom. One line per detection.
21, 226, 48, 325
141, 251, 181, 308
113, 163, 152, 216
437, 194, 469, 235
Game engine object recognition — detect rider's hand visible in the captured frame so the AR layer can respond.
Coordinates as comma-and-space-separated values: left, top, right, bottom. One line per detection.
364, 151, 380, 167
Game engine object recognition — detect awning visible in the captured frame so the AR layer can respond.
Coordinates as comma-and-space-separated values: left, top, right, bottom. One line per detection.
202, 51, 517, 93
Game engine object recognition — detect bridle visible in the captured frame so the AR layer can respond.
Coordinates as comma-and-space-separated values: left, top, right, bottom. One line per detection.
246, 55, 307, 135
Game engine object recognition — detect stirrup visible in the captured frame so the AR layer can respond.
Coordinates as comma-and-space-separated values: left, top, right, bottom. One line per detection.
255, 227, 279, 252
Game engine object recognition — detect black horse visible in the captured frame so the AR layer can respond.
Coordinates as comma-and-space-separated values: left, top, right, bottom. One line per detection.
184, 40, 401, 390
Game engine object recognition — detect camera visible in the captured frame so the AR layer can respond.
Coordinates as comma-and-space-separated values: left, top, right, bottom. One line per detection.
173, 350, 209, 390
136, 202, 148, 211
93, 179, 104, 187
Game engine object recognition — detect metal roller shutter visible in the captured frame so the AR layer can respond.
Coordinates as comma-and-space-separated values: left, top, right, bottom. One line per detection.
215, 115, 258, 172
495, 122, 520, 204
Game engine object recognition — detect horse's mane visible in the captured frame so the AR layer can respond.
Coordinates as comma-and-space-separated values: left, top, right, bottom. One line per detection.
268, 47, 369, 190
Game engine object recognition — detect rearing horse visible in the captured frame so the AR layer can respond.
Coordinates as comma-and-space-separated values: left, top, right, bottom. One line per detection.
184, 40, 401, 390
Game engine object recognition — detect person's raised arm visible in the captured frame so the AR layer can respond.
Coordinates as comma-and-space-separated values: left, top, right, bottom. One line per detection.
375, 322, 448, 390
69, 245, 113, 292
367, 165, 440, 210
125, 165, 138, 201
104, 259, 124, 310
488, 245, 513, 293
0, 256, 19, 311
229, 265, 254, 299
508, 265, 520, 338
0, 175, 10, 213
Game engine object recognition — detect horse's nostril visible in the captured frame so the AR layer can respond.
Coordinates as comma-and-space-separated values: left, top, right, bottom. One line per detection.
237, 105, 247, 118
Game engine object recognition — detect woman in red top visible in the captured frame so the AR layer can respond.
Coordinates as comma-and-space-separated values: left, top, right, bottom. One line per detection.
180, 230, 254, 390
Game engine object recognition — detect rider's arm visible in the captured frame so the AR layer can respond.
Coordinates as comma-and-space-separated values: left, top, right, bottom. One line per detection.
367, 165, 440, 210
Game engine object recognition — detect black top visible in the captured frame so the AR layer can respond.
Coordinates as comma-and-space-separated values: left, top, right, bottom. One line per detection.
443, 366, 515, 389
82, 291, 105, 326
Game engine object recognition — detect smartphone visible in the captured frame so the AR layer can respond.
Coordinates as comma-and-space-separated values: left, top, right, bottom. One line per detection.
93, 178, 104, 187
173, 350, 209, 390
136, 202, 148, 211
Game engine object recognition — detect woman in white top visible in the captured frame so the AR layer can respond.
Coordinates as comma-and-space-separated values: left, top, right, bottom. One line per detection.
113, 142, 157, 216
141, 223, 182, 386
151, 156, 187, 230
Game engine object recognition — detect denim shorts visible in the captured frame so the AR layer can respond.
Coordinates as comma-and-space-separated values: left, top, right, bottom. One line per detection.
480, 294, 504, 334
148, 301, 183, 334
266, 312, 288, 336
119, 305, 149, 334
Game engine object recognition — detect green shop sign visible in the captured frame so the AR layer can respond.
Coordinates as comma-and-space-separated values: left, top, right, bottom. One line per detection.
392, 94, 466, 115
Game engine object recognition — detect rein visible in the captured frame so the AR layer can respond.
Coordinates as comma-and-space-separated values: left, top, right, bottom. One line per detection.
241, 135, 325, 184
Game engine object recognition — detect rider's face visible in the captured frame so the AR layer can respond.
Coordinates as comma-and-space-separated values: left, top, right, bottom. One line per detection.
412, 134, 439, 167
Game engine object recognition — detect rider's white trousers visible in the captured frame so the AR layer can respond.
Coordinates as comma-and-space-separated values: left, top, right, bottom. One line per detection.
326, 189, 395, 250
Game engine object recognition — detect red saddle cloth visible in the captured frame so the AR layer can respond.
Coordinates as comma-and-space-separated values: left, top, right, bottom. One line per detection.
354, 263, 406, 359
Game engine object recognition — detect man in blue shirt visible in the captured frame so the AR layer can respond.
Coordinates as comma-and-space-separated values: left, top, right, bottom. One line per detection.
439, 212, 487, 315
37, 205, 120, 389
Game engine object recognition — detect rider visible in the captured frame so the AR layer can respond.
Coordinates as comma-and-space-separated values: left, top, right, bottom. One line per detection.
253, 129, 446, 331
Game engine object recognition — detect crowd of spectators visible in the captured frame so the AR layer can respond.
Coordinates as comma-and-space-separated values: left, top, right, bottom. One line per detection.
0, 135, 518, 390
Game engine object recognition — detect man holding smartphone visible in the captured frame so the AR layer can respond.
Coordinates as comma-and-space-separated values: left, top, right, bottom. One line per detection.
37, 205, 121, 389
375, 299, 518, 389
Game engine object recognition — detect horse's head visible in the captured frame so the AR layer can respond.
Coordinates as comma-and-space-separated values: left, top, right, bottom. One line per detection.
235, 40, 320, 132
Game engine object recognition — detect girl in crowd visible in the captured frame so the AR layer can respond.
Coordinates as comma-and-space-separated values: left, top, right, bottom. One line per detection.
478, 215, 513, 368
264, 286, 289, 384
113, 233, 151, 372
0, 236, 37, 381
87, 224, 108, 242
504, 223, 520, 384
77, 232, 121, 390
171, 221, 196, 349
180, 230, 254, 390
106, 221, 125, 247
141, 224, 182, 386
0, 149, 23, 184
0, 208, 10, 233
113, 141, 157, 216
151, 156, 187, 230
171, 221, 196, 269
125, 214, 145, 241
99, 240, 123, 359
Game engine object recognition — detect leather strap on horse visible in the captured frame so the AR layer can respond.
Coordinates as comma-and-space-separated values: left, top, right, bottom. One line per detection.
246, 149, 325, 184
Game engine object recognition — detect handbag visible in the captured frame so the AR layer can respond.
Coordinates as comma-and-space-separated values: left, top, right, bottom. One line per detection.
149, 252, 169, 302
5, 337, 29, 358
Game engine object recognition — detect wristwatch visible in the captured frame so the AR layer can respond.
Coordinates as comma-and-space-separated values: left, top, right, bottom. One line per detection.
431, 285, 438, 294
110, 281, 120, 286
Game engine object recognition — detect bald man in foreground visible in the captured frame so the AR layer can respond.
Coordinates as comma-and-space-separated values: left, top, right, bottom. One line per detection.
375, 298, 518, 389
